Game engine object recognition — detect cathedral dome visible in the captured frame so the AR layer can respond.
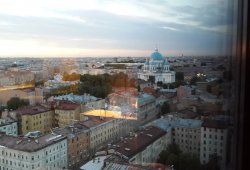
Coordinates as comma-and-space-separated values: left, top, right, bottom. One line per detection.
150, 48, 164, 61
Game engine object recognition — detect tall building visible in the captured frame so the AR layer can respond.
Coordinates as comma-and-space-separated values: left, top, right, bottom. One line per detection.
0, 133, 68, 170
200, 119, 229, 170
138, 48, 175, 84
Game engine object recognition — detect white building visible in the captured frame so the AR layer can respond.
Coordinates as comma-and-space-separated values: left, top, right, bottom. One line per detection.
200, 119, 228, 170
0, 133, 68, 170
138, 48, 175, 84
0, 117, 17, 136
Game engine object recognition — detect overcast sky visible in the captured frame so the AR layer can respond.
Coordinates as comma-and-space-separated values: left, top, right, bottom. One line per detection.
0, 0, 234, 57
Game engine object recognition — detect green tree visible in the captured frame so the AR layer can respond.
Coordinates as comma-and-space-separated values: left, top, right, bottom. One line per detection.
7, 97, 29, 110
202, 154, 220, 170
159, 101, 170, 116
158, 144, 203, 170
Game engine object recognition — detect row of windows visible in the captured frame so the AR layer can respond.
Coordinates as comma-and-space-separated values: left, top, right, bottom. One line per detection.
203, 127, 224, 133
203, 140, 224, 146
1, 159, 40, 169
203, 134, 224, 140
203, 147, 223, 153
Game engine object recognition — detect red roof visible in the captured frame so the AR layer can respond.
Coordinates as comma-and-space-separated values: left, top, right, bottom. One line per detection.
15, 105, 50, 115
113, 126, 166, 159
56, 101, 80, 110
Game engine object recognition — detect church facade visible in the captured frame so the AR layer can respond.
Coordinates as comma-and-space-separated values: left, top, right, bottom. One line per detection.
138, 48, 175, 84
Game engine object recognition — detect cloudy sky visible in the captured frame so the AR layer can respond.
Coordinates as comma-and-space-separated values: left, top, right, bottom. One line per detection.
0, 0, 234, 57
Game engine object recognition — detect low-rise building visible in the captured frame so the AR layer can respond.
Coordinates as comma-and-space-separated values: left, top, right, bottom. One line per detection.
0, 117, 18, 136
54, 101, 81, 128
0, 133, 68, 170
9, 105, 54, 135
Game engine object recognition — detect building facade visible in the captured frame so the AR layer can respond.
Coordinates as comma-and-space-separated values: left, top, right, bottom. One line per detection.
9, 105, 54, 135
146, 114, 202, 155
0, 117, 18, 136
54, 101, 81, 128
138, 48, 175, 84
200, 119, 228, 169
0, 133, 68, 170
53, 123, 90, 169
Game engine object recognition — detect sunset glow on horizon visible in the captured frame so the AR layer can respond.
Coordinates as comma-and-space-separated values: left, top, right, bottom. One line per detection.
0, 0, 233, 57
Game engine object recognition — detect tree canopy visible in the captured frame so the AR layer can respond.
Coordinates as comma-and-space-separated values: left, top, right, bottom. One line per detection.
158, 144, 221, 170
79, 73, 136, 98
7, 97, 29, 110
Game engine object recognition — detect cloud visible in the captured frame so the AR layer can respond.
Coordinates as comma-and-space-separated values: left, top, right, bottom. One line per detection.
0, 0, 233, 57
160, 26, 180, 32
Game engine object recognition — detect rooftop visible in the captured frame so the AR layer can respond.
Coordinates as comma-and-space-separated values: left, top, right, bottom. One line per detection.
0, 117, 17, 127
0, 133, 66, 152
56, 101, 80, 110
202, 119, 228, 129
103, 162, 161, 170
146, 114, 203, 131
52, 93, 98, 103
15, 105, 51, 115
113, 126, 166, 159
79, 116, 115, 128
80, 155, 108, 170
52, 123, 89, 139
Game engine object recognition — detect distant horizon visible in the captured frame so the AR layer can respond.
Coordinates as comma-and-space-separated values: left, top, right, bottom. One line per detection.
0, 0, 233, 57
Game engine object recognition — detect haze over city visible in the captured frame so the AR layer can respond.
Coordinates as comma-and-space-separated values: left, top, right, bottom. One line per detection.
0, 0, 233, 57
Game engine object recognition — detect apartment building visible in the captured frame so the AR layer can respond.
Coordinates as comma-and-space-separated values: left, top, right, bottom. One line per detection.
0, 133, 68, 170
80, 116, 132, 156
9, 105, 54, 135
200, 119, 229, 169
146, 114, 202, 155
52, 123, 90, 169
0, 117, 17, 136
113, 126, 167, 164
54, 101, 81, 128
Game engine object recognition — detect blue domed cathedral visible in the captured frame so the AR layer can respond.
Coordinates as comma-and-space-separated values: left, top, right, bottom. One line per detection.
138, 48, 175, 84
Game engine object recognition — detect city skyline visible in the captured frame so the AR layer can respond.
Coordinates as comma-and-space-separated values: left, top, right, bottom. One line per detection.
0, 0, 233, 57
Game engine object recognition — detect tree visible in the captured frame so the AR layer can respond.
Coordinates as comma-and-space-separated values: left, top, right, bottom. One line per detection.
7, 97, 29, 110
158, 144, 203, 170
202, 154, 220, 170
159, 102, 170, 116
